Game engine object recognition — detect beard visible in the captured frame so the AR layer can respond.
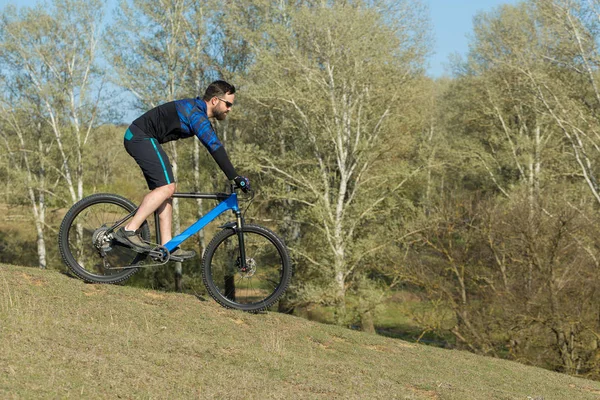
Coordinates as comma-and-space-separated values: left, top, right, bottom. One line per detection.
214, 109, 228, 121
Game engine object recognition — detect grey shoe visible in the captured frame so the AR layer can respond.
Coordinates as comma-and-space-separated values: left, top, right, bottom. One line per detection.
171, 247, 196, 260
113, 227, 150, 251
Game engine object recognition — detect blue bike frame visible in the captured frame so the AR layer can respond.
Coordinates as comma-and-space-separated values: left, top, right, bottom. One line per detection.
162, 192, 240, 252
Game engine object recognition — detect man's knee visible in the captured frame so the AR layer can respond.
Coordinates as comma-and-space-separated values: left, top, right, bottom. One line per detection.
165, 183, 176, 197
156, 183, 176, 197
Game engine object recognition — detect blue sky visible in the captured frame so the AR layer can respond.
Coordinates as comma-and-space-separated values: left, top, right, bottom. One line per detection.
0, 0, 520, 122
427, 0, 519, 76
0, 0, 521, 121
0, 0, 519, 77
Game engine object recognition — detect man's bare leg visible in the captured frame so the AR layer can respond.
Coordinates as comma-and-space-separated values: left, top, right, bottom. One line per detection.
154, 195, 195, 258
125, 183, 176, 233
156, 198, 172, 245
121, 183, 194, 258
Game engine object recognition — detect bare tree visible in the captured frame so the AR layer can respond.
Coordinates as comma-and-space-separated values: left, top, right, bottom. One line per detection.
238, 0, 431, 321
0, 0, 108, 267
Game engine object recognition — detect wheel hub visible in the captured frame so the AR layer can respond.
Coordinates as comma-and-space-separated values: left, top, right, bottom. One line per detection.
238, 257, 257, 278
92, 226, 113, 256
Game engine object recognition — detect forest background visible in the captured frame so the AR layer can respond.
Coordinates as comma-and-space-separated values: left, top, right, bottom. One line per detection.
2, 0, 600, 382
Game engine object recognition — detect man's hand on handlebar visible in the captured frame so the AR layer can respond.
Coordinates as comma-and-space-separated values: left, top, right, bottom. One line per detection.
233, 176, 251, 193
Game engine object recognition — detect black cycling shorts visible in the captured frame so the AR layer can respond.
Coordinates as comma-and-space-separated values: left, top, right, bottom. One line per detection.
124, 125, 175, 190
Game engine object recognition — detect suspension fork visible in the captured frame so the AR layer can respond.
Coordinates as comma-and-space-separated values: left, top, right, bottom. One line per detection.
235, 210, 248, 271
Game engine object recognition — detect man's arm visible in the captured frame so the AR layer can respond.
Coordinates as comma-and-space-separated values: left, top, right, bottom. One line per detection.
190, 113, 237, 180
210, 146, 237, 180
206, 137, 250, 192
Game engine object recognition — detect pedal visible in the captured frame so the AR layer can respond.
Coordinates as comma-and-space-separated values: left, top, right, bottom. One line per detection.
148, 245, 183, 263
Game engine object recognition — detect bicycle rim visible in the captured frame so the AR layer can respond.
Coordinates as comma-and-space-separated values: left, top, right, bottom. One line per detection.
61, 197, 148, 283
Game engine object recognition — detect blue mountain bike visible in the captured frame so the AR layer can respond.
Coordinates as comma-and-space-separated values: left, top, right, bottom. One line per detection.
58, 186, 292, 312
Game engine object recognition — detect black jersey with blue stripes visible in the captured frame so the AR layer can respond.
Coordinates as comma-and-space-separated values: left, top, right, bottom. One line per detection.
130, 97, 223, 154
129, 97, 236, 180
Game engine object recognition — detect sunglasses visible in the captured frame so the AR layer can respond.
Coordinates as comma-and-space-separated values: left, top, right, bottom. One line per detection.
217, 98, 233, 108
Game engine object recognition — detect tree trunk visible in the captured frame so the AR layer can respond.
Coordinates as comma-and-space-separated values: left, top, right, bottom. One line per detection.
360, 310, 376, 334
193, 140, 206, 256
334, 269, 347, 323
170, 142, 183, 292
29, 186, 47, 269
33, 194, 46, 269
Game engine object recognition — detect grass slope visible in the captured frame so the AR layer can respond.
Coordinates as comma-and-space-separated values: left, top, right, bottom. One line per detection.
1, 265, 600, 400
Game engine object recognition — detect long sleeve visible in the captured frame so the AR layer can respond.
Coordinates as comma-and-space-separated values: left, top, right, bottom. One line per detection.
210, 147, 237, 180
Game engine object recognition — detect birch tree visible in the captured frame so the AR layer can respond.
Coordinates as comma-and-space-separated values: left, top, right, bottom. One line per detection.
242, 0, 431, 321
529, 0, 600, 205
469, 0, 600, 207
0, 1, 107, 205
0, 96, 52, 269
401, 0, 600, 374
446, 3, 565, 301
0, 0, 107, 268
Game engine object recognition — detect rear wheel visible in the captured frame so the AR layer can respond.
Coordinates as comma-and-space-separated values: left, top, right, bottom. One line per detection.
202, 224, 292, 312
58, 193, 150, 284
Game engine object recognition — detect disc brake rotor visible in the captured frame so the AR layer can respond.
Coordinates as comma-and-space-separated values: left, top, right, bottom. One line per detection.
238, 258, 257, 278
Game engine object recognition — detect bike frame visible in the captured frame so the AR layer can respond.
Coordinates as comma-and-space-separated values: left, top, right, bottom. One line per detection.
157, 191, 241, 252
108, 187, 247, 265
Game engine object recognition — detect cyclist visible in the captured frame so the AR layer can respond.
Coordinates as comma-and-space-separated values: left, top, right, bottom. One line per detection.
114, 80, 250, 259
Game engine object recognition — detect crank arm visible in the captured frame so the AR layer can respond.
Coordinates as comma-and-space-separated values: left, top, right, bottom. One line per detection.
147, 248, 184, 263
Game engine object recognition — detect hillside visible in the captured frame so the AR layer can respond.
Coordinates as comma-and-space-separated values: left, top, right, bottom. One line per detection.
1, 264, 600, 399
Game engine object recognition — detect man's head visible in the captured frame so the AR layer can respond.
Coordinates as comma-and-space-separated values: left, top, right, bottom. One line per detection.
203, 80, 236, 121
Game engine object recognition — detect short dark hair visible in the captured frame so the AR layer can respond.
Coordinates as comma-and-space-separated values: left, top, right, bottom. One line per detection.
202, 80, 236, 101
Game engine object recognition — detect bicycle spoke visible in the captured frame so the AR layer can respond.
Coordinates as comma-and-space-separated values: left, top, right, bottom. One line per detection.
59, 194, 149, 283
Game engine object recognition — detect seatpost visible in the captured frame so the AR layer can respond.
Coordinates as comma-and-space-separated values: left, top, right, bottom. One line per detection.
154, 211, 161, 245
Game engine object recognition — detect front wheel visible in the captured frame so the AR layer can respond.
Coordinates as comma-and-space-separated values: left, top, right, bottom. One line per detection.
202, 224, 292, 312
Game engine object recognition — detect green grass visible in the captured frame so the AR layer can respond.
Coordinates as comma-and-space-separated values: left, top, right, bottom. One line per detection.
374, 292, 455, 346
2, 264, 600, 399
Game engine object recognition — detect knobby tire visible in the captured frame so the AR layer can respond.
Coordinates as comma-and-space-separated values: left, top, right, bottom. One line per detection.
58, 193, 150, 284
202, 224, 292, 312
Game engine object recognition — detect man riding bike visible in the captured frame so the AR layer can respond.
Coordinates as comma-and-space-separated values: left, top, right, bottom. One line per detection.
114, 80, 249, 259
